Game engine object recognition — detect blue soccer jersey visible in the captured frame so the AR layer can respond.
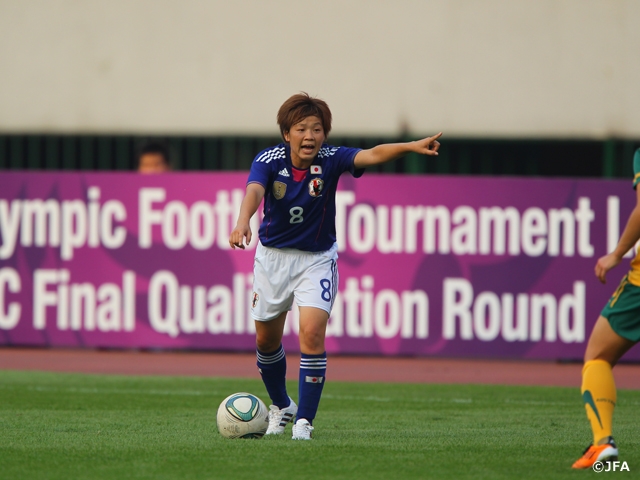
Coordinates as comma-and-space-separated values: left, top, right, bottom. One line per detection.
247, 143, 364, 252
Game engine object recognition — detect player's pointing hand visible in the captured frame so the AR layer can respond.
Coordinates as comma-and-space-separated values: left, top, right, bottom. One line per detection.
413, 132, 442, 156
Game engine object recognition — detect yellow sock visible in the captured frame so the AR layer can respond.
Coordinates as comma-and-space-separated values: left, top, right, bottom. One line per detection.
581, 359, 616, 445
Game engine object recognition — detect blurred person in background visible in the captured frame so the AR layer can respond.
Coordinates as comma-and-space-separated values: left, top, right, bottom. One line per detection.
572, 148, 640, 469
229, 92, 442, 440
137, 140, 173, 173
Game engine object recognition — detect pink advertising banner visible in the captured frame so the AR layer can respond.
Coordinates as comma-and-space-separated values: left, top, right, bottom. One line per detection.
0, 171, 637, 360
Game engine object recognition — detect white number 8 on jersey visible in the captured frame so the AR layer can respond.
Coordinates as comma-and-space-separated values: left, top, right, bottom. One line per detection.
289, 206, 304, 224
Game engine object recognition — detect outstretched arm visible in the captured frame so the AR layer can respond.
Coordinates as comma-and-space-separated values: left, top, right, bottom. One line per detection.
353, 132, 442, 169
229, 183, 265, 250
595, 187, 640, 283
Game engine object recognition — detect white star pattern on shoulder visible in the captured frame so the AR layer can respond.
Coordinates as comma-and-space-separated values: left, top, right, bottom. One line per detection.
255, 146, 286, 164
317, 146, 339, 158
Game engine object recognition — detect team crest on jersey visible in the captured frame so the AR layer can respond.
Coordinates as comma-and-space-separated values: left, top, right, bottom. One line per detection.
251, 292, 259, 309
272, 181, 287, 200
308, 178, 324, 197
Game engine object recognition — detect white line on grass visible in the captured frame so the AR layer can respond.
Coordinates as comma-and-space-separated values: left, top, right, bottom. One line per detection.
0, 384, 222, 397
322, 394, 473, 404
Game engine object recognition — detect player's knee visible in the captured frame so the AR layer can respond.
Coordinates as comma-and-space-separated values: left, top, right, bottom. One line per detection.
584, 341, 630, 365
299, 329, 325, 353
583, 346, 623, 366
255, 335, 281, 353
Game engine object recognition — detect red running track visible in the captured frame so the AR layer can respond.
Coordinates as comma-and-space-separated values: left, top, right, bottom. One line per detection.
1, 347, 639, 389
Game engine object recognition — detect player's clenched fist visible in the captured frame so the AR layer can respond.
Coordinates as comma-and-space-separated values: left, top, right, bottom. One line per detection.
229, 225, 251, 250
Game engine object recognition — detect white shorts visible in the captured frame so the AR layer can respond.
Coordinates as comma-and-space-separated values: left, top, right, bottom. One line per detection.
251, 242, 339, 322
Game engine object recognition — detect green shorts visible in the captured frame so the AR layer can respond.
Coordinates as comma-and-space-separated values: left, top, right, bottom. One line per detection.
601, 274, 640, 342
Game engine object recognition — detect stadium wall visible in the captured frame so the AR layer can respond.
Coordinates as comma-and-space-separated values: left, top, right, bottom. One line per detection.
1, 0, 639, 138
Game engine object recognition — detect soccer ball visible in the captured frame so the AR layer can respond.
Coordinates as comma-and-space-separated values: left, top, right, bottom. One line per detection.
216, 392, 269, 439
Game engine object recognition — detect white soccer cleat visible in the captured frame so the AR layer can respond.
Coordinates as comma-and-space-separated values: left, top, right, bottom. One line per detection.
265, 397, 297, 435
291, 418, 314, 440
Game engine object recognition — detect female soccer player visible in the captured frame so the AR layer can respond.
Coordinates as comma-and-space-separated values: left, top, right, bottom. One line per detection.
572, 148, 640, 468
229, 93, 441, 440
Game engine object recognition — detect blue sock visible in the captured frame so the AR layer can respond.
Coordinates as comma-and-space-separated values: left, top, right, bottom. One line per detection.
256, 344, 289, 409
297, 352, 327, 425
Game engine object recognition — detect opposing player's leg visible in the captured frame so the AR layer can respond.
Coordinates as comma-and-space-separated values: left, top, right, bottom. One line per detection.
293, 306, 328, 440
255, 313, 298, 435
572, 315, 634, 469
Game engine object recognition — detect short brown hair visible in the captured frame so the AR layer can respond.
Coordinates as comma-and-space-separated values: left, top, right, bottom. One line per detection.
277, 92, 332, 141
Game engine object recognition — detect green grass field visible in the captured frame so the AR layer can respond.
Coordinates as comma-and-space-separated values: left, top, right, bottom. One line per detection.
0, 370, 638, 480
